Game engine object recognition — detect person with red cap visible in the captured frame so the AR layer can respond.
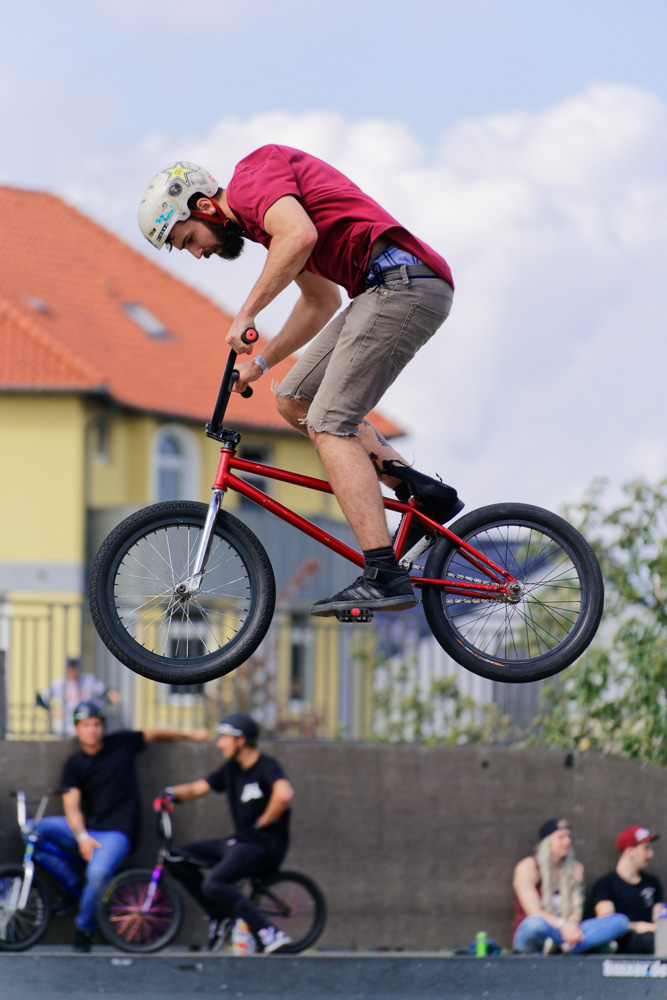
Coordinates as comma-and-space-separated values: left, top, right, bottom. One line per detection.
593, 824, 664, 954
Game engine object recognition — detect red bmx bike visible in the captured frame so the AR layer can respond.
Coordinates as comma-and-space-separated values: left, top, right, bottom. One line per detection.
89, 342, 603, 687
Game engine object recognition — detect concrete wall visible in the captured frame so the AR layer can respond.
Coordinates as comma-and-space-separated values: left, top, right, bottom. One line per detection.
1, 741, 665, 950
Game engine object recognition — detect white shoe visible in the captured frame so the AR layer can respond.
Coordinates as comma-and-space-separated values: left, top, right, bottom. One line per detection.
542, 936, 559, 955
258, 926, 291, 954
207, 917, 231, 952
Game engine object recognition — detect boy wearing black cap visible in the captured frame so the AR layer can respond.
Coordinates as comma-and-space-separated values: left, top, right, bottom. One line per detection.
593, 825, 664, 954
163, 713, 294, 954
512, 818, 629, 954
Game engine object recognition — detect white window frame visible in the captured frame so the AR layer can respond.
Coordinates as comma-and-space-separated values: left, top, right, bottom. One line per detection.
150, 424, 200, 503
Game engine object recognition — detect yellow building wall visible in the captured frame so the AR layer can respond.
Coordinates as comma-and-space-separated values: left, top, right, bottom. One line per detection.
0, 394, 85, 566
86, 409, 344, 520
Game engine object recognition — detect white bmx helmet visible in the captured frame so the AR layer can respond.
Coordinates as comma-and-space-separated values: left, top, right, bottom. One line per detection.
138, 160, 219, 249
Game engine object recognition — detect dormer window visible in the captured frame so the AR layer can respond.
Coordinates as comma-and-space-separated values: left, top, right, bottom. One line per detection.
123, 302, 170, 339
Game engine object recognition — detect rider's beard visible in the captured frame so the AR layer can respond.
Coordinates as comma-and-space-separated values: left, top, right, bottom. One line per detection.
199, 218, 245, 261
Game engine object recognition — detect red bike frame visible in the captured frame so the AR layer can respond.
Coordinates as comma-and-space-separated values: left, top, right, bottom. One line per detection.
212, 446, 518, 602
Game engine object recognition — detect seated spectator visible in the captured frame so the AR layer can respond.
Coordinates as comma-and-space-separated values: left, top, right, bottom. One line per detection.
593, 824, 664, 954
512, 818, 629, 954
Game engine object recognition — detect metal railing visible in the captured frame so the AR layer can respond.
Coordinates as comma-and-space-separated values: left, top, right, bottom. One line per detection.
0, 597, 537, 743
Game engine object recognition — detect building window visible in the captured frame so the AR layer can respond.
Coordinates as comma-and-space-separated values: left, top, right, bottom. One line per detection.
161, 626, 205, 704
288, 615, 314, 710
123, 302, 171, 340
92, 415, 110, 462
152, 425, 200, 502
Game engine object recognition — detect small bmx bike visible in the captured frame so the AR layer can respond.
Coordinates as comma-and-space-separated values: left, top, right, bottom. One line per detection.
97, 798, 327, 954
0, 790, 83, 951
89, 339, 604, 687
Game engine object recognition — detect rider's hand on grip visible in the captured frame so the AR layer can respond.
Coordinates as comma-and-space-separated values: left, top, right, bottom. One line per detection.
231, 370, 254, 398
153, 791, 175, 813
240, 327, 259, 345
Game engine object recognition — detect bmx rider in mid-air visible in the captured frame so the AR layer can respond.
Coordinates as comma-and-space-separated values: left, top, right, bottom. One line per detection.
139, 145, 462, 617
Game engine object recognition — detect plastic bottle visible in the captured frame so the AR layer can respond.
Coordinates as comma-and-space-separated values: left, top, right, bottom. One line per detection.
475, 931, 488, 956
231, 919, 256, 955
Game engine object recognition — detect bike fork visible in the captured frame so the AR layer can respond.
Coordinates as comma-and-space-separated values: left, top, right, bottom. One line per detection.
16, 859, 35, 911
176, 489, 224, 596
141, 864, 164, 913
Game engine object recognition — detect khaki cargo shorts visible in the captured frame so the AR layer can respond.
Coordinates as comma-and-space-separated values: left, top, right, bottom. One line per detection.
275, 266, 454, 436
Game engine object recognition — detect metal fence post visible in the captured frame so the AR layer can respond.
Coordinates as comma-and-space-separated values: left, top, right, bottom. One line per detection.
0, 649, 6, 740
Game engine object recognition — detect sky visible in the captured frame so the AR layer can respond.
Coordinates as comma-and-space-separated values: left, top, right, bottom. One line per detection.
3, 0, 666, 516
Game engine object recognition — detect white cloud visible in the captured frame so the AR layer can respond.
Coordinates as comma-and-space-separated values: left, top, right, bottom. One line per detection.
62, 83, 667, 514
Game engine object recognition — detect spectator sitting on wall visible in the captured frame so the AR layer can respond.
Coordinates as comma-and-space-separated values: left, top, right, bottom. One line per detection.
593, 824, 664, 954
31, 699, 211, 953
39, 656, 121, 736
512, 818, 629, 954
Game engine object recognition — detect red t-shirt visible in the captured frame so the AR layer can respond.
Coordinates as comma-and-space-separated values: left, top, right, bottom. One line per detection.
226, 144, 454, 298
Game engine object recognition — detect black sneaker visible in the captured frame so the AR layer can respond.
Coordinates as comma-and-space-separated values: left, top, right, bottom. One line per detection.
384, 460, 464, 553
73, 928, 93, 953
53, 890, 78, 917
311, 565, 416, 617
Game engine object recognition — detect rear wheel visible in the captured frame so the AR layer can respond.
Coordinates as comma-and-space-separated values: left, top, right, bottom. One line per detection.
422, 503, 604, 683
0, 865, 50, 951
97, 868, 184, 953
89, 502, 276, 685
251, 871, 327, 954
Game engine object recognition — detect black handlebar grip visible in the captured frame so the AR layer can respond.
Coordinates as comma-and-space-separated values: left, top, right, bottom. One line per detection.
241, 327, 259, 345
241, 386, 254, 398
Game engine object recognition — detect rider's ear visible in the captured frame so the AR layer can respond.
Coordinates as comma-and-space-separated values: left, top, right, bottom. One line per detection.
194, 196, 216, 216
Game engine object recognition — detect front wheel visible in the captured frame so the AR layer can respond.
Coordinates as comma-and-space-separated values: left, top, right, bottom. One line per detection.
89, 502, 276, 685
0, 865, 51, 951
98, 868, 184, 953
250, 871, 327, 954
422, 503, 604, 683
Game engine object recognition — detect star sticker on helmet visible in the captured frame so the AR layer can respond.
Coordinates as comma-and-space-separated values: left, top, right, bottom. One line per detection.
161, 162, 197, 187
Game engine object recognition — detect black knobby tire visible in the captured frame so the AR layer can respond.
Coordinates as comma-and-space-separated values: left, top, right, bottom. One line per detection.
89, 502, 276, 685
251, 870, 327, 954
97, 868, 184, 953
0, 865, 51, 951
422, 503, 604, 683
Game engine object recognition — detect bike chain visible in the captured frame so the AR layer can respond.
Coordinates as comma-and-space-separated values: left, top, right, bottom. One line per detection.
429, 571, 505, 605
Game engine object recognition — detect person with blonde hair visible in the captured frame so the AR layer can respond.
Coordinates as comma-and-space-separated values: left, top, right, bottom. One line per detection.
512, 818, 629, 954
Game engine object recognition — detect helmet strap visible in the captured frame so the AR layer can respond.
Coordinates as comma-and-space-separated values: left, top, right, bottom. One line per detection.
190, 199, 230, 228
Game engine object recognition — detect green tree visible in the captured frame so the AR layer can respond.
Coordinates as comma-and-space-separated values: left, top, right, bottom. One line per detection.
532, 476, 667, 763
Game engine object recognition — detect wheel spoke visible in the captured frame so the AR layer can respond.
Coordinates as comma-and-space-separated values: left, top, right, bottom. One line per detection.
112, 521, 255, 660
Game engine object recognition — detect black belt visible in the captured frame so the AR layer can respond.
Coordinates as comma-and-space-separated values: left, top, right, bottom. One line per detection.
365, 263, 441, 288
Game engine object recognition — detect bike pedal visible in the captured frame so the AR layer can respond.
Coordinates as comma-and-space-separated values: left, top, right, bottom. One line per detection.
335, 607, 374, 623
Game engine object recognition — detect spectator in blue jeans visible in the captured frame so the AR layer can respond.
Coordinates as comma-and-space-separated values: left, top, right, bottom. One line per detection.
31, 700, 210, 952
512, 818, 629, 954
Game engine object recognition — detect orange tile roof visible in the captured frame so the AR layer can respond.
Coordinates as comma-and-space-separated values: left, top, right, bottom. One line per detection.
0, 186, 403, 437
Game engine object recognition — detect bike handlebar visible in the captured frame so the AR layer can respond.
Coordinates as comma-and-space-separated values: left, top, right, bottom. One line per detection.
206, 331, 259, 441
240, 326, 259, 345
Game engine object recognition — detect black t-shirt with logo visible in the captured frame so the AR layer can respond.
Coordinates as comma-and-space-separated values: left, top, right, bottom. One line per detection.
206, 753, 290, 857
593, 870, 664, 922
61, 731, 146, 847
